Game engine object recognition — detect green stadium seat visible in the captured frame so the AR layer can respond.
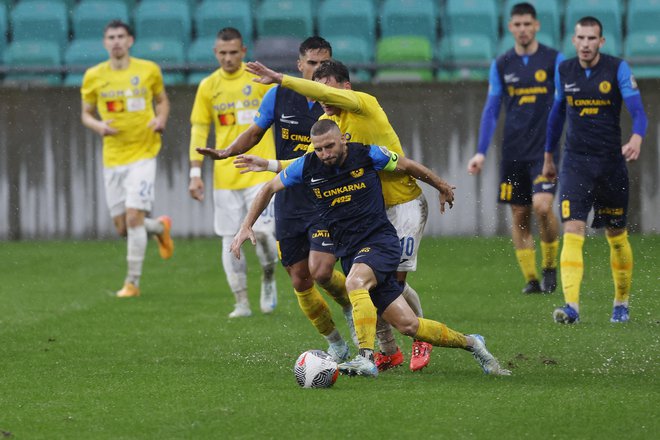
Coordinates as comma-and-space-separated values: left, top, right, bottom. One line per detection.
565, 0, 622, 40
627, 0, 660, 34
562, 31, 621, 57
132, 38, 186, 85
444, 0, 498, 41
502, 0, 561, 45
134, 0, 191, 48
63, 38, 107, 86
253, 36, 301, 74
330, 35, 372, 82
73, 0, 129, 40
3, 40, 62, 85
317, 0, 375, 50
379, 0, 437, 45
194, 0, 253, 40
624, 31, 660, 78
438, 34, 494, 80
0, 3, 7, 57
256, 0, 313, 40
10, 0, 69, 51
498, 32, 557, 54
187, 37, 218, 85
140, 0, 196, 14
374, 36, 433, 82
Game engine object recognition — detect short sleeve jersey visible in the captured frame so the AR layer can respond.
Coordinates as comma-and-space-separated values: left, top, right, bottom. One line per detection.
81, 57, 164, 167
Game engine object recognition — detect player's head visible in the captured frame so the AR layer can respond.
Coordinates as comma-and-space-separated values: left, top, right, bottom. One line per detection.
312, 60, 352, 117
310, 119, 347, 166
103, 20, 134, 60
508, 3, 539, 49
298, 37, 332, 80
215, 27, 247, 74
573, 16, 604, 66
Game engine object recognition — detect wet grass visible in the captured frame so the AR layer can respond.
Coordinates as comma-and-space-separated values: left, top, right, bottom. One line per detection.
0, 235, 658, 439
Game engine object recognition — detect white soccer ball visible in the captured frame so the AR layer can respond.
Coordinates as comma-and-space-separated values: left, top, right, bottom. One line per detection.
293, 349, 339, 388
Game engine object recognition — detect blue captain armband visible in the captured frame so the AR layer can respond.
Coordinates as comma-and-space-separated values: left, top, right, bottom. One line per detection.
369, 145, 399, 171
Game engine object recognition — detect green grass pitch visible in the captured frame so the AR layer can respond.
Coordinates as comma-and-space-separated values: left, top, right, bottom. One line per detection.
1, 235, 658, 439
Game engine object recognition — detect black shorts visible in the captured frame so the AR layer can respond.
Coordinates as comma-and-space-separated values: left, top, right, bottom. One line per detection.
498, 159, 557, 205
277, 221, 336, 267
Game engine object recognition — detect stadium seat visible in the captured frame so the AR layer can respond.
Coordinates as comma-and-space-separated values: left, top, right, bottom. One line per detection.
501, 0, 561, 45
253, 36, 301, 74
438, 34, 494, 80
0, 3, 7, 58
329, 35, 372, 82
194, 0, 253, 40
444, 0, 498, 41
63, 38, 107, 86
624, 31, 660, 78
256, 0, 313, 40
73, 0, 129, 40
139, 0, 196, 14
187, 37, 218, 85
564, 0, 622, 40
317, 0, 375, 50
627, 0, 660, 34
134, 0, 192, 48
562, 31, 621, 57
10, 0, 69, 51
498, 32, 557, 54
3, 40, 62, 85
374, 36, 434, 82
379, 0, 437, 45
132, 38, 186, 85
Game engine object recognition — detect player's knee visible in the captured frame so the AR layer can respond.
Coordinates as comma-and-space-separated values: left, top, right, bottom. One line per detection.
310, 262, 333, 285
391, 315, 419, 337
288, 263, 314, 291
114, 224, 128, 237
533, 201, 553, 219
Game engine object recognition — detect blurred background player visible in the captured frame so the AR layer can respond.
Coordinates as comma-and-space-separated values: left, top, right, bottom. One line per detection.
543, 16, 647, 324
467, 2, 562, 295
243, 59, 434, 372
197, 37, 356, 362
188, 27, 278, 318
232, 119, 511, 378
81, 20, 173, 298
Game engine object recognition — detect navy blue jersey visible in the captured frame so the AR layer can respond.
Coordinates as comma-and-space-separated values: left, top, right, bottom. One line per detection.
280, 143, 399, 257
255, 86, 324, 239
556, 54, 637, 155
492, 44, 560, 161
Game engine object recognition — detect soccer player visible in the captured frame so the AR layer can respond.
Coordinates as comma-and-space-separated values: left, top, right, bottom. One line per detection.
245, 59, 434, 372
188, 27, 278, 318
81, 20, 173, 298
467, 2, 562, 294
196, 36, 356, 362
232, 119, 511, 377
543, 16, 647, 324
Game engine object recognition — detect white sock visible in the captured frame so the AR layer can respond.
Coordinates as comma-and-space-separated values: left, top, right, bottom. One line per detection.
143, 217, 164, 235
254, 231, 278, 282
325, 329, 342, 344
126, 225, 147, 286
402, 282, 423, 317
376, 316, 398, 355
221, 236, 249, 305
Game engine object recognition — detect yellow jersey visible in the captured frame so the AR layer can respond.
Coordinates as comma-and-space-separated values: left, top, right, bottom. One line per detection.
81, 57, 164, 168
281, 75, 421, 207
189, 64, 275, 190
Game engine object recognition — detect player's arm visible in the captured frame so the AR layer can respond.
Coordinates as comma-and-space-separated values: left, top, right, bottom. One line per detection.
188, 82, 213, 201
542, 63, 567, 180
468, 61, 503, 175
81, 100, 118, 136
233, 155, 300, 174
618, 61, 647, 162
148, 90, 170, 133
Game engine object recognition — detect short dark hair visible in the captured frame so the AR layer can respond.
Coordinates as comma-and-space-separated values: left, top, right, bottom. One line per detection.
510, 2, 536, 19
312, 59, 350, 83
104, 19, 133, 37
217, 27, 243, 42
310, 119, 341, 137
576, 16, 603, 37
299, 36, 332, 57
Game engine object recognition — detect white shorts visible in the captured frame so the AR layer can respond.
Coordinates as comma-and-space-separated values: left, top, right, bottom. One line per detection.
103, 158, 156, 217
386, 193, 428, 272
213, 183, 275, 236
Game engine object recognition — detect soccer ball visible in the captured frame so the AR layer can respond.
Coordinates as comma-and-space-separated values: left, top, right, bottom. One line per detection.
293, 350, 339, 388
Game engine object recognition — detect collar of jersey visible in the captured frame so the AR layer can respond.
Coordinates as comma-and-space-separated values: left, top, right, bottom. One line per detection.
219, 63, 246, 79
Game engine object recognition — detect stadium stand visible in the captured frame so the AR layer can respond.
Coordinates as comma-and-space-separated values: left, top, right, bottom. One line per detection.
73, 0, 129, 40
564, 0, 622, 40
194, 0, 253, 41
625, 30, 660, 78
627, 0, 660, 34
3, 40, 62, 85
329, 34, 372, 82
131, 37, 186, 85
0, 2, 7, 59
318, 0, 376, 52
253, 36, 301, 74
375, 35, 433, 82
256, 0, 313, 40
379, 0, 437, 45
10, 0, 69, 52
140, 0, 196, 14
187, 36, 216, 85
134, 0, 192, 48
63, 38, 107, 86
438, 33, 494, 80
444, 0, 499, 41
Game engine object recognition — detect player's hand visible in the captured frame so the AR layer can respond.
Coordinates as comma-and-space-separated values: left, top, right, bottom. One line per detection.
245, 61, 283, 85
234, 154, 269, 173
438, 182, 456, 214
196, 148, 231, 160
467, 153, 485, 175
188, 177, 204, 201
97, 119, 118, 136
622, 134, 642, 162
542, 152, 557, 181
147, 116, 166, 133
230, 226, 256, 259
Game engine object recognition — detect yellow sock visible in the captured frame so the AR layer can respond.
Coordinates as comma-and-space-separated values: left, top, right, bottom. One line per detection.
294, 286, 335, 336
560, 233, 585, 305
319, 270, 351, 309
606, 231, 633, 303
414, 318, 467, 348
348, 289, 377, 350
541, 239, 559, 269
515, 248, 538, 281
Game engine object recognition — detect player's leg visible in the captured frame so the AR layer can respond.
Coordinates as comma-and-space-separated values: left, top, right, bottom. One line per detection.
511, 204, 541, 293
531, 161, 560, 293
606, 228, 632, 322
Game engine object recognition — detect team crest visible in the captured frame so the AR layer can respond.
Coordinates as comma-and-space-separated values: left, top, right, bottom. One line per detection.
534, 69, 547, 82
242, 85, 252, 96
599, 81, 612, 94
130, 76, 140, 86
344, 132, 352, 141
350, 168, 364, 178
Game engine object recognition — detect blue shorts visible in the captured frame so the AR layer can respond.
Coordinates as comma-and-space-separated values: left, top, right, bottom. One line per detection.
498, 159, 557, 205
340, 233, 403, 315
277, 221, 335, 267
558, 151, 629, 228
